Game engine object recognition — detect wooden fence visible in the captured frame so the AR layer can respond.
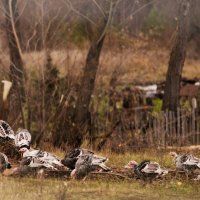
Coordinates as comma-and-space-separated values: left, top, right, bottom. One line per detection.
91, 107, 200, 149
149, 108, 200, 147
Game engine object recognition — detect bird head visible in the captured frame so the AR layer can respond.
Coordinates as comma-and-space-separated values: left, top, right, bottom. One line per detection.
70, 169, 77, 179
6, 162, 12, 169
169, 152, 178, 158
19, 147, 29, 157
124, 160, 138, 169
18, 143, 31, 151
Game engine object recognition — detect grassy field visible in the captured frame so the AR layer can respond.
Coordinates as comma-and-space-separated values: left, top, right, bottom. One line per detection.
1, 150, 200, 200
1, 176, 200, 200
22, 39, 200, 85
1, 37, 200, 87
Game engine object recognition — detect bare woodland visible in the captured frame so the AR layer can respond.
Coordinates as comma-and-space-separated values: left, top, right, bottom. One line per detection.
0, 0, 200, 151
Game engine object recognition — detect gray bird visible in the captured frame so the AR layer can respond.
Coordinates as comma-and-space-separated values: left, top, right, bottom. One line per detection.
19, 147, 64, 170
11, 151, 68, 177
71, 154, 110, 179
170, 152, 200, 176
61, 148, 94, 170
0, 152, 12, 173
125, 160, 168, 181
11, 156, 44, 177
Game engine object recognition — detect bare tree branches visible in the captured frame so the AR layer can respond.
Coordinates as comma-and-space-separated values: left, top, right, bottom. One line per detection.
96, 0, 114, 44
8, 0, 23, 58
2, 0, 26, 126
91, 0, 106, 19
119, 0, 156, 26
62, 0, 97, 26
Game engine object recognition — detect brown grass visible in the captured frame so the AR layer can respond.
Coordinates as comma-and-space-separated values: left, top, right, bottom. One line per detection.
2, 149, 200, 200
1, 36, 200, 88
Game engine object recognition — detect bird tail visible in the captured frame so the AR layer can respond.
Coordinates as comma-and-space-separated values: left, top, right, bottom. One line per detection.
91, 155, 110, 171
160, 169, 168, 176
44, 163, 58, 170
97, 163, 111, 171
52, 160, 64, 167
6, 162, 12, 169
92, 155, 108, 163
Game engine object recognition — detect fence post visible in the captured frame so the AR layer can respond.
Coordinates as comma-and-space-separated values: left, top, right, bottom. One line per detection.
197, 113, 200, 145
165, 110, 169, 147
177, 108, 181, 146
153, 117, 157, 147
192, 98, 197, 145
169, 111, 173, 145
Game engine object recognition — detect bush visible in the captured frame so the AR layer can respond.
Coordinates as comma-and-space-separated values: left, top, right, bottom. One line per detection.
142, 6, 167, 36
70, 21, 87, 47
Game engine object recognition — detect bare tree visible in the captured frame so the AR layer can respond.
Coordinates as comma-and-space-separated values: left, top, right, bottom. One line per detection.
162, 0, 191, 112
2, 0, 25, 126
52, 0, 116, 148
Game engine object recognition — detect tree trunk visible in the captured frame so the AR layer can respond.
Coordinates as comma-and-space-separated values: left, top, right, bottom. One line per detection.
72, 35, 106, 147
3, 0, 25, 127
52, 1, 113, 148
162, 0, 191, 112
52, 19, 107, 148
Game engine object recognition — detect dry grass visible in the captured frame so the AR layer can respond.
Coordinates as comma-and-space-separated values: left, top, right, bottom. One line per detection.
1, 37, 200, 87
1, 35, 200, 200
24, 38, 200, 85
1, 149, 200, 200
1, 176, 200, 200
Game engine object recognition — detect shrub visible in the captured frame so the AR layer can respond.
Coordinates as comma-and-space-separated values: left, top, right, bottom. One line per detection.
70, 21, 87, 47
142, 6, 167, 36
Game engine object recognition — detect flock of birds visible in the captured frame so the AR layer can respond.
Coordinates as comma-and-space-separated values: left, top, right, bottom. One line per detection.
1, 119, 200, 181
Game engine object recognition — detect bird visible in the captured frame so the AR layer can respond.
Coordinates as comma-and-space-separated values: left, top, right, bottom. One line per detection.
0, 152, 12, 173
19, 147, 64, 170
61, 148, 94, 170
71, 153, 111, 179
10, 156, 51, 177
11, 158, 35, 177
125, 160, 168, 181
0, 120, 15, 140
15, 129, 32, 149
169, 152, 200, 177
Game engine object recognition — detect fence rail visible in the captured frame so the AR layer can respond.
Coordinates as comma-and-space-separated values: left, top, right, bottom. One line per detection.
91, 107, 200, 149
149, 108, 200, 147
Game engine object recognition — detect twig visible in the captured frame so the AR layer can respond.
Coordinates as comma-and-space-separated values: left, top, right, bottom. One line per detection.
62, 0, 97, 26
90, 171, 132, 180
8, 0, 23, 59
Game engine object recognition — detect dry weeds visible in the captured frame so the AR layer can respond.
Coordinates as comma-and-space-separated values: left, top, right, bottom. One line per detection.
1, 149, 200, 200
0, 37, 199, 88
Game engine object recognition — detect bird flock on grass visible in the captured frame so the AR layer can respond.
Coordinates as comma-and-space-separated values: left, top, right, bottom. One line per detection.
1, 119, 200, 181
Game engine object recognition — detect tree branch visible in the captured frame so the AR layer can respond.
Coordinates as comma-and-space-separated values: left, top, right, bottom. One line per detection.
8, 0, 23, 58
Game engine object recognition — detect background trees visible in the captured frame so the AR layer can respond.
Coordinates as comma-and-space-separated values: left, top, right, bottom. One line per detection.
2, 0, 25, 128
162, 0, 191, 112
52, 0, 117, 148
0, 0, 199, 149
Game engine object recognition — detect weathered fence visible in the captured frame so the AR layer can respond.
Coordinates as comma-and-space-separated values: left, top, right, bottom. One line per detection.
91, 107, 200, 149
149, 108, 200, 147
